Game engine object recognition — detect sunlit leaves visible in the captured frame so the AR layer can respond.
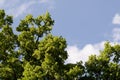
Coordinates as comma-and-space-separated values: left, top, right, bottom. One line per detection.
85, 42, 120, 79
22, 62, 44, 80
0, 10, 13, 28
1, 9, 120, 80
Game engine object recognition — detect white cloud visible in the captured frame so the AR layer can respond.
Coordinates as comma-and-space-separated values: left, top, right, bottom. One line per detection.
112, 13, 120, 25
66, 41, 105, 63
112, 28, 120, 42
66, 27, 120, 64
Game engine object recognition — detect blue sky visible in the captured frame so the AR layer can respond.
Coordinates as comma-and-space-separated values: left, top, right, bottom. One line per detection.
1, 0, 120, 63
52, 1, 120, 46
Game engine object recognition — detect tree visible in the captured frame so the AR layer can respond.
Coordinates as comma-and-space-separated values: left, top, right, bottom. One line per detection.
85, 42, 120, 80
65, 62, 84, 80
0, 10, 23, 80
1, 9, 120, 80
0, 10, 84, 80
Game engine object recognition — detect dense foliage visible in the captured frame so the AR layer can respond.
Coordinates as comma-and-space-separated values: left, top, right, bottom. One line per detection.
0, 10, 120, 80
85, 42, 120, 80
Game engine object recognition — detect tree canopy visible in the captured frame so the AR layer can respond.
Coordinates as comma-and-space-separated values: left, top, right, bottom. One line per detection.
0, 10, 120, 80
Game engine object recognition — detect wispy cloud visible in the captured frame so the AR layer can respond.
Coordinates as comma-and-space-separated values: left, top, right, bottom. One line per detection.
112, 13, 120, 25
40, 0, 49, 3
0, 0, 5, 7
9, 1, 36, 18
112, 28, 120, 42
0, 0, 55, 18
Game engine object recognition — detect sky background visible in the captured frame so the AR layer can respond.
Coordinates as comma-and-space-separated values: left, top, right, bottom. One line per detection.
1, 0, 120, 63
